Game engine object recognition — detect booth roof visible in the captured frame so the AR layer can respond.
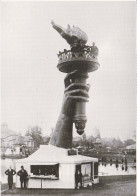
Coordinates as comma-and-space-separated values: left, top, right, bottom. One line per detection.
16, 145, 98, 164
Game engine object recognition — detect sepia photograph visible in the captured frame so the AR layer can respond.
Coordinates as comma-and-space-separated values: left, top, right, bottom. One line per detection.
1, 1, 136, 195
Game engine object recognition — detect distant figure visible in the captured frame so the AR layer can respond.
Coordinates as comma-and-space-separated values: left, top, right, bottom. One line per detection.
20, 147, 22, 154
121, 158, 124, 164
134, 158, 136, 163
122, 165, 124, 171
110, 158, 112, 166
5, 166, 16, 190
22, 146, 25, 155
116, 158, 118, 165
125, 157, 127, 165
44, 168, 48, 176
13, 148, 16, 153
75, 170, 82, 189
17, 166, 28, 188
38, 169, 42, 175
25, 148, 30, 157
125, 165, 128, 171
115, 164, 119, 169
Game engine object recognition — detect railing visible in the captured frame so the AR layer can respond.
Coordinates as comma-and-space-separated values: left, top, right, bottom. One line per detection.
57, 48, 98, 64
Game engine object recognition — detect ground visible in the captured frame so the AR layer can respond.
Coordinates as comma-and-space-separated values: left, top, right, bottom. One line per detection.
1, 179, 136, 196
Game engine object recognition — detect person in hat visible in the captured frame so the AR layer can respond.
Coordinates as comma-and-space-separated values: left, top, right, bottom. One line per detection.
5, 165, 16, 190
17, 166, 28, 188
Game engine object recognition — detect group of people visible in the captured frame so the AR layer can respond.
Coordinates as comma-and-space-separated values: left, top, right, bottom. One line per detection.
6, 166, 83, 190
20, 146, 30, 157
5, 165, 28, 190
101, 157, 129, 165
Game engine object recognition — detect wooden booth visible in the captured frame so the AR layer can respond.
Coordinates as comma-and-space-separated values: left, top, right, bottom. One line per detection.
16, 145, 99, 189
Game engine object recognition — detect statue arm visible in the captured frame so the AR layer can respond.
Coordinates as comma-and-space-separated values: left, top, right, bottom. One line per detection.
49, 70, 89, 149
49, 113, 73, 148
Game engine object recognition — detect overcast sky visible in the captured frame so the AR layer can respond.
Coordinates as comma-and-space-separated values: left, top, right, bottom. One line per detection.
1, 1, 136, 139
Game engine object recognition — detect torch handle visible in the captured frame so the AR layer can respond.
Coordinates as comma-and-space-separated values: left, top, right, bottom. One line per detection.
72, 72, 88, 135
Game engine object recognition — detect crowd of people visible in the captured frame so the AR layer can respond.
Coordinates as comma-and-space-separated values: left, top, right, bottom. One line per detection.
100, 156, 132, 165
100, 156, 135, 172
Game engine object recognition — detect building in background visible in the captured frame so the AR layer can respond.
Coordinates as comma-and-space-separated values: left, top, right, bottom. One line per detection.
1, 135, 34, 148
126, 144, 136, 154
24, 136, 34, 148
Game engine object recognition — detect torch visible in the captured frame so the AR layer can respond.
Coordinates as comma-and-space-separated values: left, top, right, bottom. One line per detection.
57, 43, 100, 135
51, 21, 100, 135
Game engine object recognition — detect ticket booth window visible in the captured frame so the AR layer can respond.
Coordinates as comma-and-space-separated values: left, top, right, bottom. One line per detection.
30, 164, 59, 178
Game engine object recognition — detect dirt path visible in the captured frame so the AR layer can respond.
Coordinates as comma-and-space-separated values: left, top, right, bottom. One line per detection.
1, 179, 136, 196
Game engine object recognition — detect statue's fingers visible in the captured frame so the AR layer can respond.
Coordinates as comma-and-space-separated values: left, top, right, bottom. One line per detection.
67, 95, 89, 102
65, 89, 89, 98
64, 70, 77, 88
65, 83, 90, 93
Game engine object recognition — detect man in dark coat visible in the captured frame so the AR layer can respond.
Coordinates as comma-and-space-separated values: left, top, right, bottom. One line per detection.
75, 170, 82, 189
5, 166, 16, 189
17, 166, 28, 188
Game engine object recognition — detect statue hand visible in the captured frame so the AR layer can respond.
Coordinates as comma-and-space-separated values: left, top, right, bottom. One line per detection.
50, 70, 90, 148
61, 70, 90, 116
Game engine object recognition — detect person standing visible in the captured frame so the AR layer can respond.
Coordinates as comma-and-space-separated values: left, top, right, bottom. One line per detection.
121, 158, 124, 164
115, 158, 119, 165
17, 166, 28, 188
75, 170, 82, 189
125, 157, 127, 165
5, 166, 16, 190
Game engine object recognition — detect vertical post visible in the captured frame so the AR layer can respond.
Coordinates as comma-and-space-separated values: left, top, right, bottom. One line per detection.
92, 162, 94, 181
